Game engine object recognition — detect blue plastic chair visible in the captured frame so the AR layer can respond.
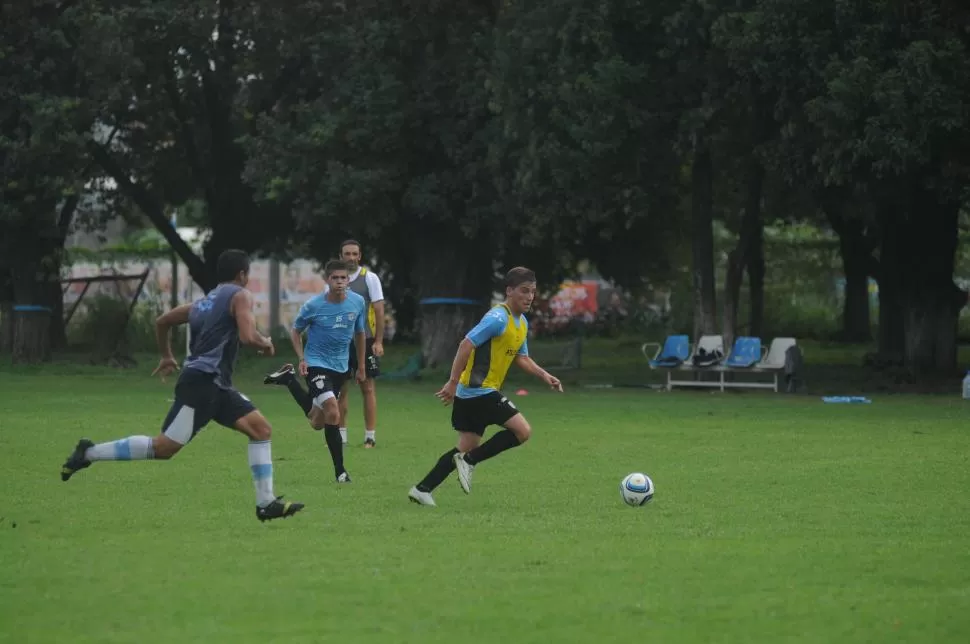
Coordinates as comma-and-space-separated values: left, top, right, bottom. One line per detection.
724, 336, 763, 368
644, 335, 690, 368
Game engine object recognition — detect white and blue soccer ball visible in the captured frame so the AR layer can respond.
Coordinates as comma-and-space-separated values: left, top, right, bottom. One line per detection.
620, 472, 654, 507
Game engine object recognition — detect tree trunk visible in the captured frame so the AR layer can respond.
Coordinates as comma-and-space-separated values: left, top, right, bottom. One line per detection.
897, 194, 962, 374
0, 268, 12, 354
747, 212, 765, 339
723, 246, 744, 351
876, 206, 905, 363
413, 227, 491, 367
724, 155, 764, 348
11, 263, 54, 364
691, 137, 717, 339
0, 302, 12, 355
837, 220, 873, 342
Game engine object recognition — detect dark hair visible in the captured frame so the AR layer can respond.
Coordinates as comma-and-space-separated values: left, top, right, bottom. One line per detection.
324, 259, 350, 276
216, 249, 251, 283
340, 239, 361, 253
505, 266, 536, 289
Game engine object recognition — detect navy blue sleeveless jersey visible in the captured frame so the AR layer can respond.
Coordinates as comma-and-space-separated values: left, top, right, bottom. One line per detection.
183, 283, 243, 389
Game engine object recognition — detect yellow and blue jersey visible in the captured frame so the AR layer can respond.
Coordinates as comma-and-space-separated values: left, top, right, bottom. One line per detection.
457, 304, 529, 399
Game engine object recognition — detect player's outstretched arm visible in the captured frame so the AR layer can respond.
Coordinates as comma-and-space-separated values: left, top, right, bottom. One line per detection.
231, 289, 274, 355
153, 304, 191, 379
514, 355, 563, 392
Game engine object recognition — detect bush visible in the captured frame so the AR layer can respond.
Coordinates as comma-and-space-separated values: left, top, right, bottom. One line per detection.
67, 295, 163, 359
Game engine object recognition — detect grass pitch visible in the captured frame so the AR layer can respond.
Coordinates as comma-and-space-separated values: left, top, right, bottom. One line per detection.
1, 354, 969, 643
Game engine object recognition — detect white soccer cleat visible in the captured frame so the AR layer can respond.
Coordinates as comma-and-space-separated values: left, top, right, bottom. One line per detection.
453, 453, 474, 494
408, 486, 436, 507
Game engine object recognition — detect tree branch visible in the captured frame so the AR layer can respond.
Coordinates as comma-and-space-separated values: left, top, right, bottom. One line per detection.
87, 141, 215, 291
162, 59, 214, 207
254, 56, 307, 115
56, 193, 79, 241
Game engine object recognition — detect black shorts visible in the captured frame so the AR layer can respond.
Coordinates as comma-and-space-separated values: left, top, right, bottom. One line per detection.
451, 391, 520, 436
348, 338, 381, 378
306, 367, 349, 406
160, 368, 256, 444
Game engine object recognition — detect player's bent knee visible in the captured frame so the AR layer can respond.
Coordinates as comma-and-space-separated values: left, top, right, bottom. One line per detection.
153, 435, 183, 460
507, 418, 531, 443
250, 423, 272, 442
233, 410, 272, 441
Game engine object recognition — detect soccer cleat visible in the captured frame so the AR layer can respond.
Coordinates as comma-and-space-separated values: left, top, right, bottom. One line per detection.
364, 438, 376, 449
453, 453, 475, 494
61, 438, 95, 481
408, 486, 436, 507
263, 364, 295, 385
336, 471, 352, 483
256, 496, 305, 522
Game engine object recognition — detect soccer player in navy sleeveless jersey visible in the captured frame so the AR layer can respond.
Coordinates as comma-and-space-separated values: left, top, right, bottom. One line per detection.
408, 267, 563, 507
59, 250, 305, 522
262, 260, 367, 482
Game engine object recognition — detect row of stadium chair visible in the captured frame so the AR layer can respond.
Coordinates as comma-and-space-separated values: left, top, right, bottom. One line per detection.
641, 335, 800, 392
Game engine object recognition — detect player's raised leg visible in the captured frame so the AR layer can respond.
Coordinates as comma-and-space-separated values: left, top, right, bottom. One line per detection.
264, 363, 314, 417
232, 408, 305, 521
409, 431, 481, 506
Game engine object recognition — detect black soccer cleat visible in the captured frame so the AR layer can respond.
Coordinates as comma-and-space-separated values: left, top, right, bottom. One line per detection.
364, 438, 376, 449
263, 364, 295, 385
336, 471, 352, 484
256, 496, 305, 522
61, 438, 95, 482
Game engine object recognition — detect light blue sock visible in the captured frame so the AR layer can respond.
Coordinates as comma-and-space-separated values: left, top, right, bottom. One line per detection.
248, 440, 275, 507
85, 436, 154, 461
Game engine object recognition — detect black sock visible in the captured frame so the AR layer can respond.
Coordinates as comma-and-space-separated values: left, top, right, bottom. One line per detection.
464, 429, 521, 466
324, 424, 345, 476
286, 378, 312, 416
416, 448, 459, 493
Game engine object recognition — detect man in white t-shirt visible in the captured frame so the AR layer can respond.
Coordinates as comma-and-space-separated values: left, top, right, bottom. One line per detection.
335, 239, 385, 447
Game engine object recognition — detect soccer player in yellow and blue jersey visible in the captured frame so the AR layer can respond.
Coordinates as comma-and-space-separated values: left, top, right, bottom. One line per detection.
408, 267, 563, 507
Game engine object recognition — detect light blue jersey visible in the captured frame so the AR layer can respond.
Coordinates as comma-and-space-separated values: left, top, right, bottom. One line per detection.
293, 291, 366, 373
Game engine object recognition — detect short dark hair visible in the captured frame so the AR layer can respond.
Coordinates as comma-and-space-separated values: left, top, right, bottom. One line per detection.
340, 239, 361, 253
216, 249, 251, 283
505, 266, 536, 289
324, 259, 350, 276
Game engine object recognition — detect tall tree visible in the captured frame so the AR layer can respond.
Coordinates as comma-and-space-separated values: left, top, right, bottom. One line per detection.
488, 0, 685, 291
77, 0, 323, 291
245, 2, 501, 365
0, 1, 98, 362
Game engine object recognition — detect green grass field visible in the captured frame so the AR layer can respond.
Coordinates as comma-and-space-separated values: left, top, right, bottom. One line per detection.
2, 351, 970, 643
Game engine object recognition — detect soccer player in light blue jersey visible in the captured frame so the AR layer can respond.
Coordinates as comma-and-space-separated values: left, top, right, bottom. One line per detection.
264, 259, 367, 482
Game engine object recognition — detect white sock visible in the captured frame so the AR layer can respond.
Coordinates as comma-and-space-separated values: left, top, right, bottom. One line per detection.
85, 436, 154, 461
365, 430, 376, 441
339, 427, 347, 444
248, 440, 275, 507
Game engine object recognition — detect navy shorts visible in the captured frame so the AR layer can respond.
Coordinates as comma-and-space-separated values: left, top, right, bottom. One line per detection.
451, 391, 519, 436
349, 338, 381, 378
306, 367, 349, 406
160, 368, 256, 443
